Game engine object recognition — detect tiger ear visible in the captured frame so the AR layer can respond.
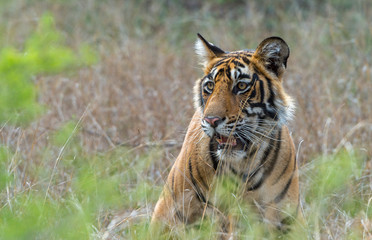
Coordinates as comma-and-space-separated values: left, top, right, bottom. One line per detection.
195, 33, 225, 67
253, 37, 290, 78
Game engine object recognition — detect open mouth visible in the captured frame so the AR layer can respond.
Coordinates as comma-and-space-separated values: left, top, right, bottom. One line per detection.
215, 133, 246, 150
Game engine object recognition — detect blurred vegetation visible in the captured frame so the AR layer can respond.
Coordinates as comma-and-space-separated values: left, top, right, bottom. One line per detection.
0, 116, 162, 239
0, 13, 97, 125
0, 0, 371, 239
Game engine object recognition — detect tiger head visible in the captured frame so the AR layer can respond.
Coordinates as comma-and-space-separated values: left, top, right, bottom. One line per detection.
194, 34, 295, 160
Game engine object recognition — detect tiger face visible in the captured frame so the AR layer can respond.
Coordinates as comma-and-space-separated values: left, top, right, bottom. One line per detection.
194, 34, 294, 161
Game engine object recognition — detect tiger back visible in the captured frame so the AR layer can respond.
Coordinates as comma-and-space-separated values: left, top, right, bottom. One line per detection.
151, 34, 300, 232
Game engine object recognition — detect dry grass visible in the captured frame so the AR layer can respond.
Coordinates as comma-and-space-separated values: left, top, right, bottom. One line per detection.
2, 0, 371, 159
0, 0, 371, 239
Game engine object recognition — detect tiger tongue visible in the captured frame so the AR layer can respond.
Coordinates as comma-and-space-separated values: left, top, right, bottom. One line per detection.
220, 136, 228, 143
216, 136, 237, 146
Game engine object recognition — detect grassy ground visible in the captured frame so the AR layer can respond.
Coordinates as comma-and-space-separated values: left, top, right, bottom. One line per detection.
0, 0, 371, 239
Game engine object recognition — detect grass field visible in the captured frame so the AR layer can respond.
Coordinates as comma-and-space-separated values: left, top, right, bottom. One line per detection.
0, 0, 371, 239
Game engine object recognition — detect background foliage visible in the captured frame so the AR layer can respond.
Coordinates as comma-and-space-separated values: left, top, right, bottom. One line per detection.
0, 0, 371, 239
0, 13, 96, 124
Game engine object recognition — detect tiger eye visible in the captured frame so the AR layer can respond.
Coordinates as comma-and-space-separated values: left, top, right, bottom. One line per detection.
237, 82, 248, 90
206, 82, 214, 90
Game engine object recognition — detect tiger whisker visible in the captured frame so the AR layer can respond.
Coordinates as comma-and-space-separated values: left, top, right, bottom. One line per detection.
237, 130, 277, 147
239, 126, 280, 142
237, 130, 267, 146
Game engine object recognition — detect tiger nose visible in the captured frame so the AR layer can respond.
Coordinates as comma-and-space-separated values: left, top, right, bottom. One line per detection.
204, 116, 222, 128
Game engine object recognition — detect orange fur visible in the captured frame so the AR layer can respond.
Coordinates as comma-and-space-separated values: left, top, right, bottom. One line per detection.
152, 35, 300, 232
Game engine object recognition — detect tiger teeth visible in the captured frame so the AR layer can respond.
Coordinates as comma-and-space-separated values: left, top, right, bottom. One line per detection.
216, 137, 237, 146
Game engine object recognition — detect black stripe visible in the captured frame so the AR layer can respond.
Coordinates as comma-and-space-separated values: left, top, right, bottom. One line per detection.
274, 171, 294, 204
242, 163, 262, 183
245, 102, 276, 120
247, 175, 264, 191
225, 67, 231, 79
242, 56, 250, 65
230, 165, 238, 175
229, 164, 242, 176
273, 149, 291, 184
252, 72, 258, 84
196, 164, 209, 190
264, 77, 278, 120
246, 137, 273, 190
175, 210, 185, 223
209, 139, 219, 170
252, 76, 258, 98
216, 68, 225, 79
246, 74, 258, 100
263, 128, 282, 177
265, 77, 275, 106
259, 136, 275, 168
252, 73, 259, 83
239, 73, 251, 79
199, 79, 204, 109
233, 60, 245, 68
214, 58, 229, 68
248, 148, 257, 158
242, 108, 254, 118
233, 67, 239, 79
258, 80, 265, 103
278, 216, 294, 233
280, 216, 293, 225
246, 128, 280, 191
265, 107, 278, 120
250, 88, 257, 99
247, 102, 266, 108
189, 159, 207, 203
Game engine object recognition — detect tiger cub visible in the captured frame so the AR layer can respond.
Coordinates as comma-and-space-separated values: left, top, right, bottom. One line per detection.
152, 34, 300, 232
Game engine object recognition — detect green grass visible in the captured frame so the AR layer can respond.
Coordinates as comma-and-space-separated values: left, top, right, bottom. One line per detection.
0, 138, 163, 239
3, 137, 369, 239
0, 13, 97, 125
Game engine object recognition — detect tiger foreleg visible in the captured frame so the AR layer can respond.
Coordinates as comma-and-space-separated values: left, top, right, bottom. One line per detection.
151, 158, 215, 226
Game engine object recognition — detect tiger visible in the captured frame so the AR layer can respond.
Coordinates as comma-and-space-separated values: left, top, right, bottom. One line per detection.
151, 34, 301, 233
